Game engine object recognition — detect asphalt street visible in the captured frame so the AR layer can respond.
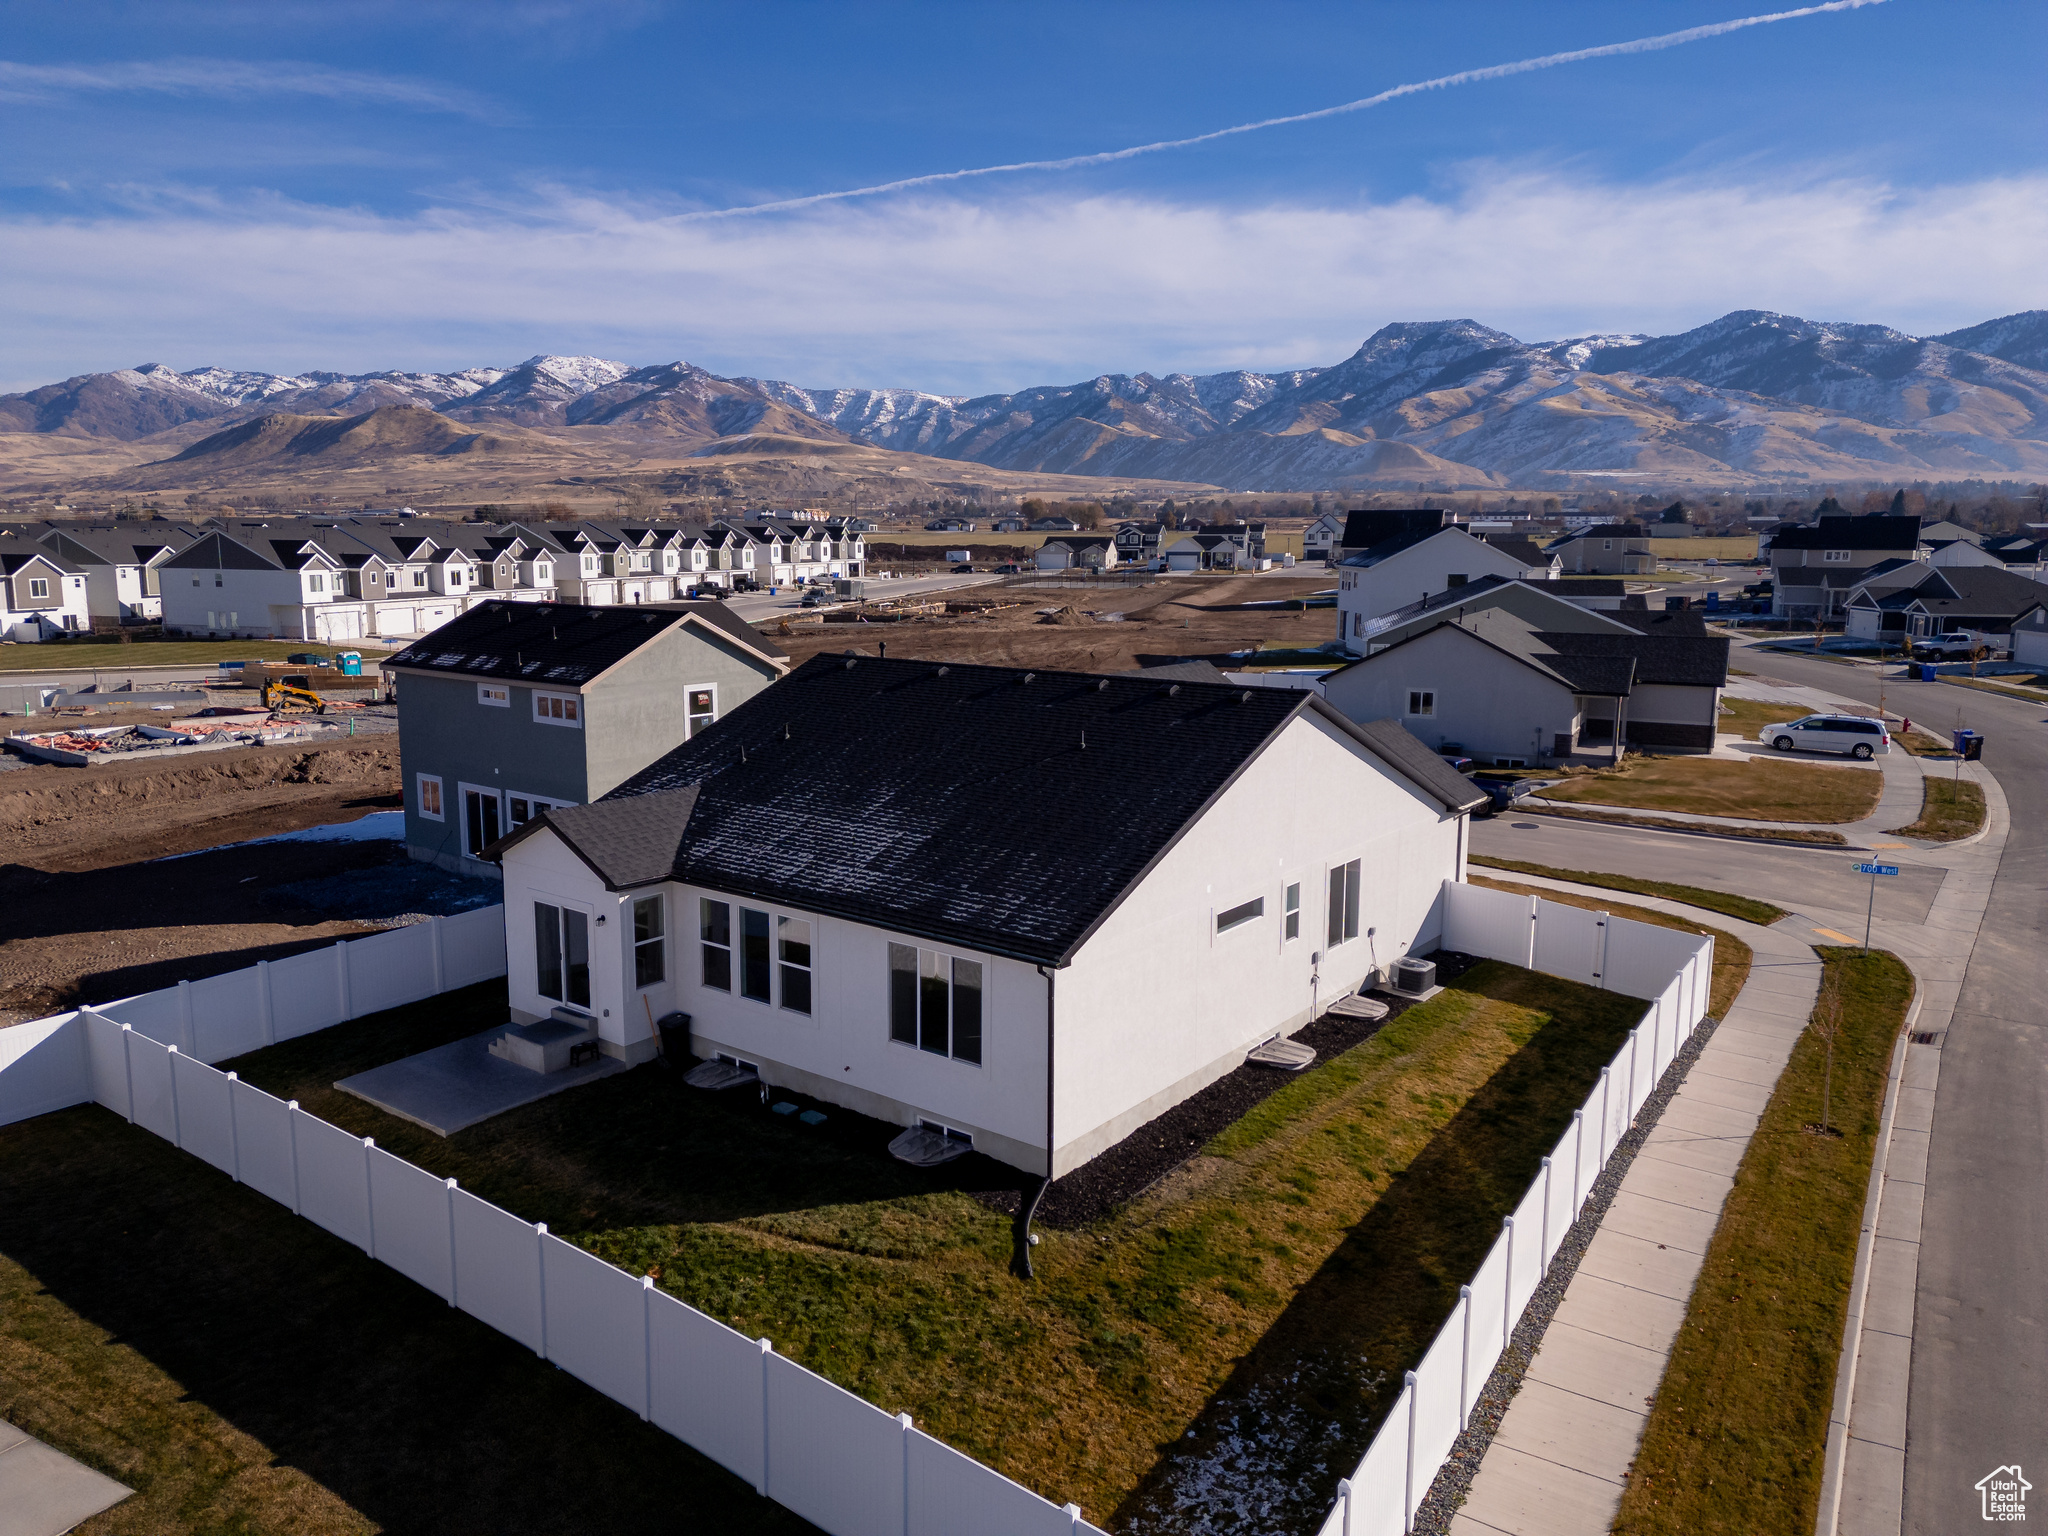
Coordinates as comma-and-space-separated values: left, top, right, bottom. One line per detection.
1492, 644, 2044, 1533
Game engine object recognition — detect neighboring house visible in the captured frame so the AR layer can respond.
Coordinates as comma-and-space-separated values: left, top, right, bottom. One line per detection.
1027, 515, 1083, 532
387, 599, 789, 877
162, 526, 361, 641
1843, 565, 2048, 645
1915, 519, 1980, 553
1335, 508, 1445, 563
2009, 601, 2048, 668
1983, 536, 2048, 579
1112, 521, 1166, 565
35, 523, 195, 623
1034, 536, 1119, 572
0, 536, 91, 641
1336, 525, 1559, 651
1359, 575, 1645, 654
1768, 514, 1922, 619
1303, 511, 1347, 563
1322, 604, 1729, 765
1545, 524, 1654, 576
489, 656, 1485, 1171
925, 518, 977, 532
991, 517, 1027, 534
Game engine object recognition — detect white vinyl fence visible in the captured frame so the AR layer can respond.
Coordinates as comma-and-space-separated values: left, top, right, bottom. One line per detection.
0, 911, 1104, 1536
1316, 880, 1716, 1536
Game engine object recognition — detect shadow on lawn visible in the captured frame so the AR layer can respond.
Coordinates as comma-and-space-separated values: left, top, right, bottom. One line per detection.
0, 1107, 815, 1536
222, 980, 1034, 1237
1115, 972, 1646, 1536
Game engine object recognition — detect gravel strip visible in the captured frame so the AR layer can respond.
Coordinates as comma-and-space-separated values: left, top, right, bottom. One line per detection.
1409, 1010, 1723, 1534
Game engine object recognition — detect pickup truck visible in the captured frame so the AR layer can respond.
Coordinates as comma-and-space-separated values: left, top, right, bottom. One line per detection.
1913, 633, 2003, 661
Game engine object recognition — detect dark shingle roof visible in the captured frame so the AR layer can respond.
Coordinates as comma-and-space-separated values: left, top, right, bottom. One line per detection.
1537, 630, 1729, 688
499, 788, 701, 887
515, 655, 1472, 964
1121, 659, 1234, 684
1339, 508, 1445, 551
1480, 536, 1551, 566
1769, 515, 1921, 552
384, 598, 783, 687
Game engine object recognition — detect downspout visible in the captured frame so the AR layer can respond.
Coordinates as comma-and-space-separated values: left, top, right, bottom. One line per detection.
1017, 963, 1057, 1280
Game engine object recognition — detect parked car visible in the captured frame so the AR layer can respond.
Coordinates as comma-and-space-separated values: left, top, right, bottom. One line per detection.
951, 563, 976, 573
1475, 777, 1539, 816
1435, 745, 1476, 775
993, 562, 1023, 574
1765, 714, 1891, 760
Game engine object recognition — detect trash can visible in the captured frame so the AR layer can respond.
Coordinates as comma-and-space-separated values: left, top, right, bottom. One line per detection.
656, 1011, 692, 1061
1920, 663, 1937, 682
1954, 730, 1984, 761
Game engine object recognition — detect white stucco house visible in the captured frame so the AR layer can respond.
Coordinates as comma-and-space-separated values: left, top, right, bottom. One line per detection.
490, 656, 1485, 1176
1337, 521, 1558, 653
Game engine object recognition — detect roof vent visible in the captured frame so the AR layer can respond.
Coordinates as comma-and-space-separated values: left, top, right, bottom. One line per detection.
1097, 678, 1109, 690
1023, 673, 1036, 684
845, 657, 856, 669
936, 665, 949, 676
1168, 683, 1181, 696
1240, 690, 1253, 703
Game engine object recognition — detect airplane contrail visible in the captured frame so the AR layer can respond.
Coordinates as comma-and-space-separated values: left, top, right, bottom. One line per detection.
675, 0, 1887, 222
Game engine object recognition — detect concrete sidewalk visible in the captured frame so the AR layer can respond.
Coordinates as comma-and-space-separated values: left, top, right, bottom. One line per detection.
1450, 885, 1822, 1536
0, 1421, 130, 1536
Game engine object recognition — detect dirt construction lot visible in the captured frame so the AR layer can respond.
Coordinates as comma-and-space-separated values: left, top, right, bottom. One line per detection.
0, 741, 404, 1024
771, 573, 1340, 672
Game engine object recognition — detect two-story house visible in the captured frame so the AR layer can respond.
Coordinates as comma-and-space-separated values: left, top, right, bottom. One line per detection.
162, 525, 360, 641
1336, 522, 1560, 652
1544, 524, 1655, 576
387, 598, 789, 876
0, 535, 91, 640
34, 523, 196, 624
1768, 514, 1923, 620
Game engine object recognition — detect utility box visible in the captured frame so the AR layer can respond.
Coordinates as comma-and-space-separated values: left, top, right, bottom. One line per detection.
835, 579, 865, 600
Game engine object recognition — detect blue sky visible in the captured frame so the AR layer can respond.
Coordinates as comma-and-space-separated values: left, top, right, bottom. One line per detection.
2, 0, 2043, 394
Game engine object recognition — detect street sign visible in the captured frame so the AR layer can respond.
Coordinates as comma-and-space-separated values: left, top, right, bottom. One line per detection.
1854, 863, 1900, 877
1855, 862, 1901, 949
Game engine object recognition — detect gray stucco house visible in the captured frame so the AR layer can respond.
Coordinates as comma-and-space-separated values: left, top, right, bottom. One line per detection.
386, 599, 789, 876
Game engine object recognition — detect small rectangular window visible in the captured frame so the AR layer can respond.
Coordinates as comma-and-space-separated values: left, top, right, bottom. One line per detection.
700, 899, 732, 991
687, 687, 716, 736
307, 573, 326, 593
740, 907, 771, 1002
888, 943, 918, 1044
1284, 882, 1301, 942
416, 773, 444, 821
633, 896, 666, 987
778, 915, 812, 1014
919, 951, 950, 1056
1327, 859, 1361, 946
535, 902, 562, 1001
412, 571, 427, 589
478, 684, 509, 707
1407, 690, 1434, 717
1216, 897, 1265, 934
27, 577, 50, 599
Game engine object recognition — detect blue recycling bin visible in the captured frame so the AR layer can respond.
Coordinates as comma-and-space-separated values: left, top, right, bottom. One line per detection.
1919, 663, 1937, 682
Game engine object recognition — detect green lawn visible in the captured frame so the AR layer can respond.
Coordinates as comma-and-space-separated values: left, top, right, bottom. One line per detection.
122, 962, 1647, 1530
1519, 804, 1849, 846
1467, 857, 1785, 927
1885, 775, 1987, 841
1614, 949, 1913, 1536
1543, 755, 1882, 824
0, 638, 395, 671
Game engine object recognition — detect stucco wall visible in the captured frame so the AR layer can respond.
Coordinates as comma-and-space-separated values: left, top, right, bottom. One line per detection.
582, 624, 781, 799
1322, 625, 1577, 762
1047, 710, 1461, 1175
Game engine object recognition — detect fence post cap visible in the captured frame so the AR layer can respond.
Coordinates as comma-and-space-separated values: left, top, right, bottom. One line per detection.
1503, 1214, 1514, 1229
898, 1411, 913, 1428
226, 1071, 238, 1081
757, 1337, 773, 1353
1459, 1283, 1472, 1299
1404, 1368, 1419, 1386
1336, 1480, 1352, 1499
362, 1136, 374, 1148
1572, 1108, 1583, 1120
535, 1221, 547, 1235
444, 1177, 458, 1189
641, 1274, 654, 1290
120, 1022, 132, 1031
1064, 1503, 1084, 1518
166, 1043, 179, 1055
287, 1099, 299, 1110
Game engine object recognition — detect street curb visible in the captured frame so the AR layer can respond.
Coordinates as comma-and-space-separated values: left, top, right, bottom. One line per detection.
1510, 806, 1865, 853
1815, 980, 1921, 1536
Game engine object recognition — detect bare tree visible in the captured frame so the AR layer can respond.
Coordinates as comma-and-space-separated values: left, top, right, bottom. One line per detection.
1810, 984, 1845, 1135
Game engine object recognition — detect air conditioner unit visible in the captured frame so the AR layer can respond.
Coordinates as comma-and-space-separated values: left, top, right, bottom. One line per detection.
1391, 957, 1437, 995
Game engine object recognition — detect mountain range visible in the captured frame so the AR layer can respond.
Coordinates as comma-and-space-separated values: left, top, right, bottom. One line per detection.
6, 309, 2048, 494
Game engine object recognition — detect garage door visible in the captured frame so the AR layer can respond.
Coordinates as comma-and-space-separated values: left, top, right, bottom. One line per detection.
317, 608, 363, 641
418, 605, 456, 632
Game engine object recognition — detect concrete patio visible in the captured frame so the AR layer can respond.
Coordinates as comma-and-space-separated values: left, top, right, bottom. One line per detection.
336, 1026, 629, 1136
0, 1421, 130, 1536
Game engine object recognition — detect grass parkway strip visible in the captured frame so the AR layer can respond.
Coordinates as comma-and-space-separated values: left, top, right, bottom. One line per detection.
1466, 857, 1786, 927
1514, 802, 1850, 847
1612, 947, 1914, 1536
1884, 775, 1987, 841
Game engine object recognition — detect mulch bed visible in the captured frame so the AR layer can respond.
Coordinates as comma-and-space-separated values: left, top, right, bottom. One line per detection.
976, 950, 1484, 1230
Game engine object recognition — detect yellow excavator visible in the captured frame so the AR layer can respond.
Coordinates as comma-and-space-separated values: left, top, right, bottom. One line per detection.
261, 677, 328, 714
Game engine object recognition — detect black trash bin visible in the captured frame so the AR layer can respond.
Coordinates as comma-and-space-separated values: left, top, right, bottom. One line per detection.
1956, 730, 1984, 761
656, 1011, 692, 1061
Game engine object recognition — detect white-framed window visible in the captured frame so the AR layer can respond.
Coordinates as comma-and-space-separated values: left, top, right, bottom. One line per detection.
416, 773, 444, 821
505, 792, 573, 828
1602, 540, 1613, 551
460, 783, 502, 858
478, 683, 509, 707
778, 915, 812, 1015
27, 577, 49, 599
686, 686, 716, 735
887, 943, 982, 1064
369, 571, 382, 586
307, 573, 327, 593
1407, 690, 1435, 717
1284, 882, 1302, 942
534, 900, 590, 1009
584, 555, 600, 573
1327, 859, 1361, 947
411, 570, 428, 589
535, 562, 551, 580
700, 898, 732, 990
633, 895, 666, 988
534, 691, 581, 727
448, 566, 465, 586
1823, 549, 1852, 563
1215, 896, 1264, 935
740, 906, 772, 1002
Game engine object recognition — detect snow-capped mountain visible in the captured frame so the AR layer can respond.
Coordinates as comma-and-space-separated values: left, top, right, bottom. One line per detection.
7, 316, 2048, 488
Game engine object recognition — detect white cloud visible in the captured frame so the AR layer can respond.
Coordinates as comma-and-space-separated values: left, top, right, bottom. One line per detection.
0, 58, 495, 118
1, 169, 2041, 395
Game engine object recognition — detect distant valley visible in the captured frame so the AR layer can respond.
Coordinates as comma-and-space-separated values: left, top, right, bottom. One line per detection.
5, 308, 2046, 501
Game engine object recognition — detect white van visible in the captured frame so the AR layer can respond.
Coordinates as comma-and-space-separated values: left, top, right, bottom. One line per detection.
1765, 714, 1890, 760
